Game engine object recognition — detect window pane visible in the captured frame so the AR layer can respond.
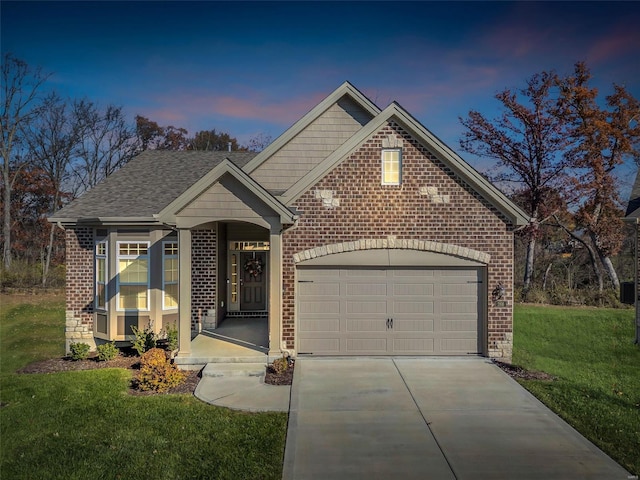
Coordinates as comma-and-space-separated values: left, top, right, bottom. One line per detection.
382, 150, 401, 185
96, 243, 106, 255
119, 285, 147, 309
119, 259, 148, 283
97, 283, 106, 308
164, 258, 178, 282
164, 242, 178, 255
97, 258, 105, 283
164, 283, 178, 308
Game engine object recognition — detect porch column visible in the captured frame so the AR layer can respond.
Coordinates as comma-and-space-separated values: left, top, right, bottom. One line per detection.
177, 228, 192, 357
268, 226, 283, 357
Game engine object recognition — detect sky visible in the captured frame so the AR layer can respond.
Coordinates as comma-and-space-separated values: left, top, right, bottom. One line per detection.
2, 1, 640, 195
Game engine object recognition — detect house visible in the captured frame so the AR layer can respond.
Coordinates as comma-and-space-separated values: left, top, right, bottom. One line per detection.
624, 169, 640, 344
50, 82, 529, 365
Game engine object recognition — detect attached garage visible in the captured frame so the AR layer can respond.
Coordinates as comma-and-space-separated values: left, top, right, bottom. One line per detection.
296, 249, 486, 356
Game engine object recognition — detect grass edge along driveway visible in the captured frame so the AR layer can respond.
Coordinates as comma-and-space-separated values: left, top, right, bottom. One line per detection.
513, 304, 639, 476
0, 295, 287, 480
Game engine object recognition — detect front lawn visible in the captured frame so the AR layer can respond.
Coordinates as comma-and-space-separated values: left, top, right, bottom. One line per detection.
513, 304, 640, 476
0, 294, 287, 480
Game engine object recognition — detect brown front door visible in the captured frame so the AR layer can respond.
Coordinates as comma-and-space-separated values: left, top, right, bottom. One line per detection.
240, 252, 266, 310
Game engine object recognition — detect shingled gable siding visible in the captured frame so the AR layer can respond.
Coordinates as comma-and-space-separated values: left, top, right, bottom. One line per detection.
251, 97, 372, 191
65, 227, 96, 352
191, 229, 217, 330
281, 121, 516, 360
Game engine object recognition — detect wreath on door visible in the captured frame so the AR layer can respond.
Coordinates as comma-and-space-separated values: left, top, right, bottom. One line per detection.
243, 257, 263, 277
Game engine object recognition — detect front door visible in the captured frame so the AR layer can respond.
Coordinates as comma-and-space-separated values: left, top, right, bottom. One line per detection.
240, 251, 266, 311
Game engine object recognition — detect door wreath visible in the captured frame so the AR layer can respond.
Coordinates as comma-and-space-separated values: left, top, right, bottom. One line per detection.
243, 257, 263, 277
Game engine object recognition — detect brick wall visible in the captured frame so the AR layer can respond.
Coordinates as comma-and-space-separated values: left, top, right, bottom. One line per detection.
282, 122, 516, 360
65, 227, 96, 352
191, 229, 217, 330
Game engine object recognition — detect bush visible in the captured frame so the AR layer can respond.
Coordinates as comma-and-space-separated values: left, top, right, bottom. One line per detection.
69, 342, 91, 361
96, 341, 119, 361
162, 323, 178, 352
271, 356, 289, 374
131, 324, 156, 356
135, 348, 186, 393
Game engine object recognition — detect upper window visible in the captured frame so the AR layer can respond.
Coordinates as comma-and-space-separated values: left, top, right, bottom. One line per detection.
117, 242, 149, 311
95, 241, 107, 311
163, 241, 179, 309
382, 149, 402, 185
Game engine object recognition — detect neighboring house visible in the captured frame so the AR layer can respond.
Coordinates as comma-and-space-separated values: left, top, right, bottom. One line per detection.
50, 82, 528, 364
624, 169, 640, 345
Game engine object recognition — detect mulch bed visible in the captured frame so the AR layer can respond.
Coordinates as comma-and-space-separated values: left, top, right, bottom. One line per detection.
493, 360, 556, 381
17, 351, 295, 395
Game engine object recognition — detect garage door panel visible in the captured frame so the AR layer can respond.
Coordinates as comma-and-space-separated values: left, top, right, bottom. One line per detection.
393, 319, 434, 332
346, 338, 388, 354
393, 301, 434, 314
298, 301, 341, 314
299, 338, 341, 353
297, 267, 482, 355
346, 301, 387, 314
393, 283, 434, 296
347, 318, 387, 332
300, 318, 340, 332
394, 338, 435, 353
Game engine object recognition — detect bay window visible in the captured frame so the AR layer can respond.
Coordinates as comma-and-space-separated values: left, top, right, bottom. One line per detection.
117, 242, 149, 310
163, 241, 178, 309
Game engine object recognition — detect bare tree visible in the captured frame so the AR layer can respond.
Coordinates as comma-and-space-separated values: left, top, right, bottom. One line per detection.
0, 54, 49, 269
245, 132, 272, 152
72, 100, 138, 192
460, 72, 570, 293
26, 93, 80, 285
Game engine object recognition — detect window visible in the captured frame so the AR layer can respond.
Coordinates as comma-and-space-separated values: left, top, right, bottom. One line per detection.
95, 241, 107, 310
163, 241, 178, 309
382, 149, 402, 185
117, 242, 149, 310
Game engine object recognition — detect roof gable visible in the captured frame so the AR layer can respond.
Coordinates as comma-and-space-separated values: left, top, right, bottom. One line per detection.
158, 159, 297, 226
281, 102, 529, 227
625, 169, 640, 220
50, 151, 257, 224
243, 81, 380, 175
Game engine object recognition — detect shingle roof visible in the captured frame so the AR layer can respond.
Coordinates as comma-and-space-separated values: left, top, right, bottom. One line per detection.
51, 150, 257, 221
626, 169, 640, 219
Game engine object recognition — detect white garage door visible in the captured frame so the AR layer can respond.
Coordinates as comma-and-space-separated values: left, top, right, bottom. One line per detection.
297, 267, 482, 355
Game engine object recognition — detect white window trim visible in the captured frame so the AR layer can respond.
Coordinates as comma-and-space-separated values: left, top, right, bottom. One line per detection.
95, 240, 108, 311
381, 148, 402, 186
116, 241, 150, 312
162, 240, 178, 310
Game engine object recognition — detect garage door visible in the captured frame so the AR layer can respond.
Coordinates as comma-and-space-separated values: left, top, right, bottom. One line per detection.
297, 267, 482, 355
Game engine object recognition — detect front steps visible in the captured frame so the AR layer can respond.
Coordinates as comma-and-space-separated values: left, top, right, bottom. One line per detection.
202, 362, 266, 378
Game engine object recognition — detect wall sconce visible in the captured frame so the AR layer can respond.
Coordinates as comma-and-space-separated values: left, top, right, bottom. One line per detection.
492, 282, 505, 302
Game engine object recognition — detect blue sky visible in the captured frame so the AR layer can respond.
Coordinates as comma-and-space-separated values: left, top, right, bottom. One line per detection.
3, 1, 640, 193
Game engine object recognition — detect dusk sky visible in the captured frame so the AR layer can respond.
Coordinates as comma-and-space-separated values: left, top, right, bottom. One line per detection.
3, 1, 640, 193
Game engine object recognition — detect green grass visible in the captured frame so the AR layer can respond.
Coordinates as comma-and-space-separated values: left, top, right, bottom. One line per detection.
514, 304, 640, 475
0, 295, 287, 480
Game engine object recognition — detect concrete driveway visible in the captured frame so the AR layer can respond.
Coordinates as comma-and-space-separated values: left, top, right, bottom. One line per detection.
282, 358, 631, 480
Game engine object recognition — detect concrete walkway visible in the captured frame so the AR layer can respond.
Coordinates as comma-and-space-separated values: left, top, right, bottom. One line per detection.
283, 357, 632, 480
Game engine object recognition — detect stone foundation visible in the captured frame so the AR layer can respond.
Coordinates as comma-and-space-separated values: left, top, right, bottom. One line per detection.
65, 310, 97, 353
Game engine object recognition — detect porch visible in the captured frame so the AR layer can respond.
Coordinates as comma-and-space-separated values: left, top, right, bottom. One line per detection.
174, 316, 270, 369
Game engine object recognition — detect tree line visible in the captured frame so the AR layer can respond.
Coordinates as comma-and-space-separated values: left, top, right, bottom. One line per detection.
2, 54, 638, 301
460, 62, 639, 302
0, 53, 271, 287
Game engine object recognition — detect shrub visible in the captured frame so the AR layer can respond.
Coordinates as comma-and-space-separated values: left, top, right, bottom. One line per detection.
96, 341, 119, 361
162, 323, 179, 352
131, 324, 156, 356
69, 342, 91, 361
271, 356, 289, 375
135, 348, 186, 393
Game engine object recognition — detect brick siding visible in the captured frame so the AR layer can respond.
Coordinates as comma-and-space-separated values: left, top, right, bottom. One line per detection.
65, 227, 96, 351
191, 229, 217, 330
282, 121, 516, 360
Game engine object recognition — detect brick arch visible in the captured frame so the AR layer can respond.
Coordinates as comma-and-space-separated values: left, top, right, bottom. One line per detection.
292, 238, 490, 264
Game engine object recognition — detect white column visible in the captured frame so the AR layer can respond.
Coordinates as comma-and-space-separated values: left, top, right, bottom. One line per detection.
268, 226, 283, 357
177, 228, 192, 357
